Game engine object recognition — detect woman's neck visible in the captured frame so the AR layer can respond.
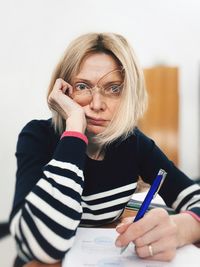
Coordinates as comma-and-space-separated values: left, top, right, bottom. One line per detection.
86, 142, 105, 160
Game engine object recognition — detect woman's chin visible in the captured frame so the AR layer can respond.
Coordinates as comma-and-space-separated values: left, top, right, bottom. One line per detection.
86, 125, 105, 136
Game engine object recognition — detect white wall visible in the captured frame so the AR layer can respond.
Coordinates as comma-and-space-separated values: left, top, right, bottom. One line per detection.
0, 1, 200, 263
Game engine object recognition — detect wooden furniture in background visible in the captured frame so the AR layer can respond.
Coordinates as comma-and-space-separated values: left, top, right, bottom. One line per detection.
139, 66, 179, 166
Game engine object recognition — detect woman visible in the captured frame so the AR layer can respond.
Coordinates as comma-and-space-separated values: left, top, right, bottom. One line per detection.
9, 33, 200, 267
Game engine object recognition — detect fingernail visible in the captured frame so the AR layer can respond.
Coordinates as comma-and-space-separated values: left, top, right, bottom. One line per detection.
116, 223, 125, 229
115, 240, 122, 247
56, 78, 61, 84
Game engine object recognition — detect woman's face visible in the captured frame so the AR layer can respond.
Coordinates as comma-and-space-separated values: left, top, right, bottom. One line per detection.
71, 53, 123, 135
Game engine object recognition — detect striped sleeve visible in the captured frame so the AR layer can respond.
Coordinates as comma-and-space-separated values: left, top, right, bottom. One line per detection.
10, 135, 87, 263
172, 183, 200, 218
136, 128, 200, 219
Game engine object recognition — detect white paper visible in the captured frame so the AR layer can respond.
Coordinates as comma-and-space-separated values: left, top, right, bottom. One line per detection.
62, 227, 200, 267
132, 192, 166, 205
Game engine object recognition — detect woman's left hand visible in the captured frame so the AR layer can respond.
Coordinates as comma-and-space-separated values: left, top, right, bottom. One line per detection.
116, 208, 178, 261
116, 207, 200, 261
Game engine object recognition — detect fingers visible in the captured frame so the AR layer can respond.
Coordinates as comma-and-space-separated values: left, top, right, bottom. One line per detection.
116, 222, 129, 234
148, 250, 176, 262
48, 78, 86, 131
48, 78, 73, 104
135, 237, 176, 261
121, 216, 134, 224
116, 208, 170, 246
58, 79, 73, 96
115, 208, 178, 261
134, 213, 177, 247
54, 78, 72, 94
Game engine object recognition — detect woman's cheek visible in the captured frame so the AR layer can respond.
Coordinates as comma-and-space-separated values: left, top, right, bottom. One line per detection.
71, 94, 90, 106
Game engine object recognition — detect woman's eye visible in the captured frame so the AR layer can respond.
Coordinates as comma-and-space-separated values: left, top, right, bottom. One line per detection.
108, 84, 122, 94
75, 83, 89, 91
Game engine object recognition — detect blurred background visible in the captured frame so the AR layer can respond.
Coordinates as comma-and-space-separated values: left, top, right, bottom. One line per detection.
0, 0, 200, 266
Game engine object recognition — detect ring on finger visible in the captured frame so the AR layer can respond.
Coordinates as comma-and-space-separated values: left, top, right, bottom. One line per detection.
148, 244, 154, 257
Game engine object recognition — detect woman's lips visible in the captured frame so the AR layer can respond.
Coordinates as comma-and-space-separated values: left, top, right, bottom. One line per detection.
86, 117, 107, 126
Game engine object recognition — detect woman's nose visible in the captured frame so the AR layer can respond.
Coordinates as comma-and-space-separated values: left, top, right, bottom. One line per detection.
89, 91, 106, 111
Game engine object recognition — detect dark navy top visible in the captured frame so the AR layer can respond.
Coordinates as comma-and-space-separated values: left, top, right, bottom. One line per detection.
9, 119, 200, 264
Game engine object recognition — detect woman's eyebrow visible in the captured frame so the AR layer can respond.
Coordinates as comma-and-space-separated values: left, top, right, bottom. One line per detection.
99, 80, 123, 84
73, 70, 123, 85
73, 78, 92, 83
73, 78, 123, 87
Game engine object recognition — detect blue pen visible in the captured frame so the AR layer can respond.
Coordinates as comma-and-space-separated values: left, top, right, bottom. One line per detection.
120, 169, 167, 254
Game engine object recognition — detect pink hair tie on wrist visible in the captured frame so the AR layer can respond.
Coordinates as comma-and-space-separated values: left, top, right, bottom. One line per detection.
61, 131, 88, 144
181, 210, 200, 222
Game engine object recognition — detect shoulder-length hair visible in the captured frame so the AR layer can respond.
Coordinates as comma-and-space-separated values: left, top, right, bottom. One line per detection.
47, 32, 147, 146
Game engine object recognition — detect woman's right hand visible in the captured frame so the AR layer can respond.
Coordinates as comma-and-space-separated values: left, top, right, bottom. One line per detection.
48, 78, 87, 133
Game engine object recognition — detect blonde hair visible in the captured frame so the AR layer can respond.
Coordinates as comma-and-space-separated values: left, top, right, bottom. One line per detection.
47, 32, 147, 145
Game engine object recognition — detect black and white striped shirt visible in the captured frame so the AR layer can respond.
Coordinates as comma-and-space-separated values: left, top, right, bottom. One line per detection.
9, 119, 200, 264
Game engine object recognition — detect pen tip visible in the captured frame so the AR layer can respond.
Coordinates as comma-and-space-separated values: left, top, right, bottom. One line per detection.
120, 246, 126, 254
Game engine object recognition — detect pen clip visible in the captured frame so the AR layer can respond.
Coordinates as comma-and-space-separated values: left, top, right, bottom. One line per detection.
153, 169, 167, 198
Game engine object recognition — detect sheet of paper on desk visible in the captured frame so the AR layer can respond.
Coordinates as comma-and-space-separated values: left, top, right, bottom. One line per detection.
132, 192, 166, 205
62, 227, 200, 267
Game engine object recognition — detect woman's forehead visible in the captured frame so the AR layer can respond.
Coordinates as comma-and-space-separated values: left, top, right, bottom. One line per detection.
78, 53, 120, 74
74, 53, 123, 84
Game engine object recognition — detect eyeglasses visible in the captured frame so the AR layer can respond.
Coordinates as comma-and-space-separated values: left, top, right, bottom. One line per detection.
71, 69, 124, 104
